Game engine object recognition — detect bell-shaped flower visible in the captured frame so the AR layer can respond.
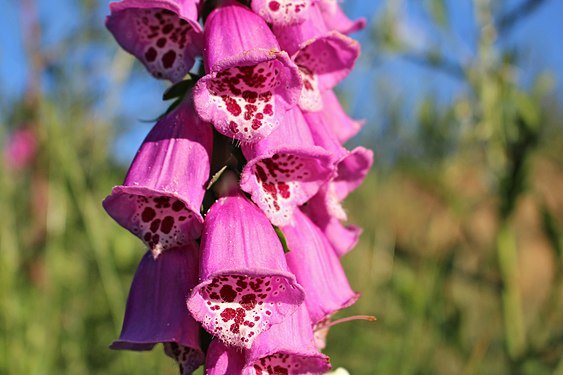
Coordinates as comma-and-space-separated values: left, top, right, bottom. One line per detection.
317, 0, 366, 35
205, 305, 331, 374
187, 192, 305, 349
305, 90, 364, 144
106, 0, 203, 82
103, 97, 212, 258
110, 244, 204, 374
282, 209, 358, 324
240, 107, 333, 226
302, 147, 372, 256
303, 100, 373, 256
251, 0, 313, 27
193, 0, 302, 143
273, 7, 360, 111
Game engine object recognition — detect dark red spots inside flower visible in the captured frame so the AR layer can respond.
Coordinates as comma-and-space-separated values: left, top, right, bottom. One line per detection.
160, 216, 174, 234
150, 219, 161, 233
220, 308, 236, 321
219, 285, 237, 302
145, 47, 157, 62
223, 96, 242, 116
141, 207, 156, 222
162, 50, 176, 69
162, 23, 174, 34
263, 104, 273, 116
172, 200, 185, 211
241, 294, 257, 310
156, 37, 167, 48
269, 1, 281, 11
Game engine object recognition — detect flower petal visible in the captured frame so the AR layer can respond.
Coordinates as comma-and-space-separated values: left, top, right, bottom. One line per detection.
246, 304, 332, 374
187, 193, 305, 348
282, 209, 359, 323
103, 98, 212, 257
305, 90, 365, 144
317, 0, 366, 35
193, 2, 301, 142
241, 107, 334, 226
106, 0, 203, 82
110, 245, 204, 372
251, 0, 313, 26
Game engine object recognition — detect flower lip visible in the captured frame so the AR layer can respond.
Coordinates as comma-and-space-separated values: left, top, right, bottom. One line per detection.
106, 0, 203, 82
103, 188, 204, 257
194, 50, 301, 143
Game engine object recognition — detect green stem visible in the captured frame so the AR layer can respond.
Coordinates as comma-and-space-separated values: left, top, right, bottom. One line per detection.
496, 220, 527, 359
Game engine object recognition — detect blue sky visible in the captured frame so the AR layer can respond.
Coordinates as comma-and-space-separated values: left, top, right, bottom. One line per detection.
1, 0, 562, 162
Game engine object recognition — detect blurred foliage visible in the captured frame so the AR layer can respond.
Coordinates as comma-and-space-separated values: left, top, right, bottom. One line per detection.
1, 0, 562, 374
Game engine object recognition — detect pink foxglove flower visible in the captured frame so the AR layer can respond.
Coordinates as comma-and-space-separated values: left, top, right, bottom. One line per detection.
111, 245, 204, 374
106, 0, 203, 82
251, 0, 313, 26
306, 90, 365, 144
193, 0, 302, 143
240, 106, 333, 226
187, 192, 305, 349
273, 6, 360, 111
317, 0, 366, 35
3, 128, 37, 170
103, 98, 212, 258
206, 306, 330, 374
282, 209, 358, 324
304, 99, 373, 256
302, 148, 373, 256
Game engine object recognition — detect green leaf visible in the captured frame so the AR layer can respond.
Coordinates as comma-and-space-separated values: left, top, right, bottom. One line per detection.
273, 226, 290, 254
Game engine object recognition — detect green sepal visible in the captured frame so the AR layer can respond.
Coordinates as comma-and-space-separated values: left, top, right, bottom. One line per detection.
162, 75, 197, 101
273, 226, 290, 254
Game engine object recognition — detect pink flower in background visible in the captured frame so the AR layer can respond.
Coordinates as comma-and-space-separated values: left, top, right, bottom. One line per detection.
3, 128, 37, 170
106, 0, 203, 82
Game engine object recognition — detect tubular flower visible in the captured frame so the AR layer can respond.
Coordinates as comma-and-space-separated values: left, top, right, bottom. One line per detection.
240, 106, 333, 226
103, 97, 212, 258
317, 0, 366, 35
193, 1, 302, 143
282, 209, 358, 324
273, 6, 360, 111
187, 192, 305, 349
305, 89, 365, 144
110, 245, 204, 373
106, 0, 203, 82
206, 306, 330, 374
